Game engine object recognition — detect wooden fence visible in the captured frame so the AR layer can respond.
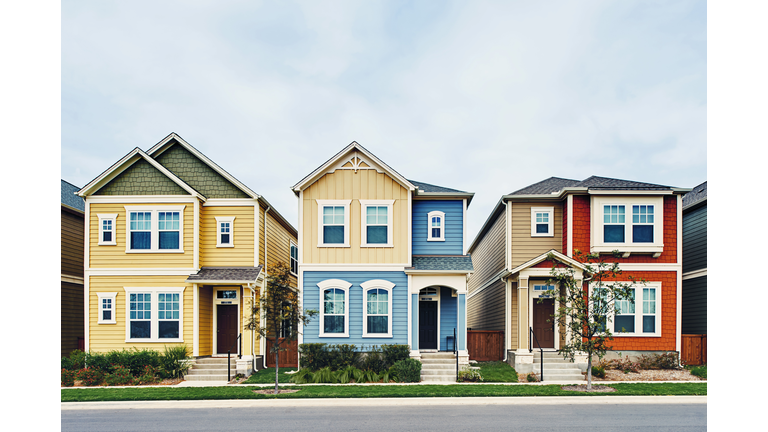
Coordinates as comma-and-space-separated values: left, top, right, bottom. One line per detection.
265, 338, 299, 368
467, 330, 504, 361
681, 334, 707, 365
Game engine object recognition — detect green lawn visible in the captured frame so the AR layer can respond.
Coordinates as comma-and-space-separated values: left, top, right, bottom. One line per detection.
686, 364, 707, 379
473, 361, 518, 382
61, 382, 706, 402
242, 367, 297, 384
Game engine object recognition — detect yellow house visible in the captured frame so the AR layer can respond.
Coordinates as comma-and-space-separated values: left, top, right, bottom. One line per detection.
77, 133, 297, 377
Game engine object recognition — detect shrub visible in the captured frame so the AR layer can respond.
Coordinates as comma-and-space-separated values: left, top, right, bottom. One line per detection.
381, 344, 410, 368
526, 373, 539, 382
610, 355, 641, 374
85, 351, 111, 374
62, 350, 87, 371
77, 368, 105, 386
105, 364, 134, 386
160, 345, 191, 379
688, 365, 707, 379
591, 365, 606, 378
360, 369, 380, 383
61, 369, 76, 387
289, 368, 315, 384
329, 344, 359, 369
136, 365, 160, 385
359, 346, 388, 373
298, 343, 329, 371
312, 367, 337, 384
458, 367, 483, 382
336, 366, 363, 384
638, 352, 681, 370
391, 358, 421, 383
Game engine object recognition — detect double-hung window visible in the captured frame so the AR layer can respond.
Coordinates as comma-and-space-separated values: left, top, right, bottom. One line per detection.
632, 205, 654, 243
215, 217, 235, 247
124, 287, 185, 342
531, 207, 554, 237
603, 205, 626, 243
427, 211, 445, 241
290, 241, 298, 275
360, 200, 394, 247
97, 214, 117, 246
125, 206, 185, 252
97, 292, 117, 324
613, 285, 660, 336
591, 197, 663, 254
317, 279, 351, 337
317, 200, 350, 247
361, 280, 395, 337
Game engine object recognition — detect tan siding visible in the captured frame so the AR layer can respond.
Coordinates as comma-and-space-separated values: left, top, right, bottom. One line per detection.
61, 281, 84, 357
88, 202, 196, 268
301, 169, 409, 264
200, 205, 255, 267
509, 202, 563, 268
61, 209, 84, 277
88, 275, 193, 353
468, 211, 506, 293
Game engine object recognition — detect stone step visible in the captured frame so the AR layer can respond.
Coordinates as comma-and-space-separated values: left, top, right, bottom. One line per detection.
421, 375, 457, 383
542, 373, 584, 382
185, 374, 230, 381
420, 352, 456, 358
420, 359, 456, 365
421, 364, 456, 370
421, 369, 456, 376
187, 368, 231, 375
537, 363, 581, 370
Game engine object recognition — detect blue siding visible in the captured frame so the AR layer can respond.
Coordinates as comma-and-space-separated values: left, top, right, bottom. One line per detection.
412, 200, 464, 255
439, 287, 457, 351
302, 271, 408, 347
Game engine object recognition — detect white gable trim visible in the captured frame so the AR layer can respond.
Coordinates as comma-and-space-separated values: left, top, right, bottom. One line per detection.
508, 249, 587, 276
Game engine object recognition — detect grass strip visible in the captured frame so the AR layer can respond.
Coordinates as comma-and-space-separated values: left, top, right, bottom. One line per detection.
474, 362, 518, 383
242, 368, 297, 384
62, 382, 706, 402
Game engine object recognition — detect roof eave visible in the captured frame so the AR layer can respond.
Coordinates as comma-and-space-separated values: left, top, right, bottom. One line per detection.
414, 191, 475, 206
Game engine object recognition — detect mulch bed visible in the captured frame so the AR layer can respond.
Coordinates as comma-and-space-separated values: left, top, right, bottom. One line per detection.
562, 385, 616, 393
68, 378, 184, 387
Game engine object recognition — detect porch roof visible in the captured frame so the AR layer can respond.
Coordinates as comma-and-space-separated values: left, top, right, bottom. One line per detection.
186, 266, 264, 284
407, 255, 474, 272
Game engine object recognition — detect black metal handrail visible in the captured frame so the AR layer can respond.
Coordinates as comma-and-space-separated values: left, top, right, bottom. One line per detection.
453, 328, 458, 382
529, 327, 543, 381
227, 333, 242, 381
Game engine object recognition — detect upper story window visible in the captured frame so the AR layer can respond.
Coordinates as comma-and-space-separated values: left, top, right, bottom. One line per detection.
97, 214, 117, 246
591, 197, 663, 255
360, 200, 394, 247
317, 279, 351, 337
317, 200, 350, 247
290, 241, 298, 274
427, 211, 445, 242
124, 206, 185, 253
215, 216, 235, 248
531, 207, 554, 237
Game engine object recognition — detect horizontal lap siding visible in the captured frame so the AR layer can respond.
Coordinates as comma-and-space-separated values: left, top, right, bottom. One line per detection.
200, 205, 255, 267
682, 206, 707, 273
61, 209, 84, 277
412, 200, 464, 255
88, 202, 195, 268
439, 287, 458, 351
264, 207, 298, 287
62, 282, 84, 357
88, 275, 193, 353
682, 275, 707, 334
510, 201, 563, 268
468, 211, 506, 294
467, 279, 505, 331
302, 271, 408, 346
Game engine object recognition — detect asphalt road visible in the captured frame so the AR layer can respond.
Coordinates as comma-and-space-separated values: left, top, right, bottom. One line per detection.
61, 396, 707, 431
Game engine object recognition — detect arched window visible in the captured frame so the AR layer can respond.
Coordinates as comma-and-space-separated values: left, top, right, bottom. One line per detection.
361, 280, 395, 337
317, 279, 351, 337
427, 211, 445, 241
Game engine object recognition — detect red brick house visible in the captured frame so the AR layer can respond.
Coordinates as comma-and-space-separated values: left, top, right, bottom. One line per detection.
466, 176, 690, 378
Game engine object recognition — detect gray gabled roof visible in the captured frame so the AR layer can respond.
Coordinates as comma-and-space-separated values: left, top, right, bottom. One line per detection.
186, 266, 264, 283
409, 180, 469, 194
509, 177, 581, 195
510, 175, 674, 195
61, 179, 85, 212
408, 255, 474, 272
683, 181, 707, 209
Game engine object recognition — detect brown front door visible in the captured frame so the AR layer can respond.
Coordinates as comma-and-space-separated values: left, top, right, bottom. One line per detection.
533, 299, 555, 349
217, 305, 238, 354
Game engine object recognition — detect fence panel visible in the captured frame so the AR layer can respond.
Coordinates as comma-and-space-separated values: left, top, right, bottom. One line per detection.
265, 338, 299, 368
467, 330, 504, 361
681, 334, 707, 365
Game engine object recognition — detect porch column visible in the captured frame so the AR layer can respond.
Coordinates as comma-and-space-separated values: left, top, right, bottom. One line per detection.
410, 293, 420, 359
517, 277, 529, 350
193, 284, 199, 357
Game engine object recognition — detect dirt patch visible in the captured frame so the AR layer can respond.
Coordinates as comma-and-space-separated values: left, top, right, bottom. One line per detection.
253, 388, 300, 395
69, 378, 184, 387
592, 369, 704, 381
562, 385, 616, 393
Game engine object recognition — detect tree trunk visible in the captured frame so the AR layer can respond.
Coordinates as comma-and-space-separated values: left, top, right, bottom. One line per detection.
274, 341, 280, 395
586, 355, 593, 391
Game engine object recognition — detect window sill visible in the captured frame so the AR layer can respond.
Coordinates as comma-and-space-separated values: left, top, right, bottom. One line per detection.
318, 333, 349, 338
124, 338, 184, 343
216, 244, 235, 248
612, 333, 661, 338
427, 238, 445, 242
125, 249, 185, 253
98, 242, 117, 246
362, 333, 393, 338
360, 244, 394, 248
591, 245, 663, 254
97, 321, 117, 325
531, 233, 554, 238
317, 244, 350, 248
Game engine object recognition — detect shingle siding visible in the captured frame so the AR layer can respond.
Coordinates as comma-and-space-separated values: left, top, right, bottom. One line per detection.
154, 143, 249, 199
95, 159, 189, 195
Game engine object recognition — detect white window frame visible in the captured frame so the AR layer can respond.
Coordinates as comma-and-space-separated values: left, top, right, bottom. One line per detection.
530, 207, 554, 237
360, 200, 394, 247
361, 279, 395, 338
97, 292, 117, 324
317, 200, 351, 247
215, 216, 235, 248
290, 241, 298, 275
123, 286, 185, 342
591, 197, 663, 254
588, 281, 661, 338
124, 206, 185, 253
317, 279, 351, 337
427, 210, 446, 242
97, 214, 118, 246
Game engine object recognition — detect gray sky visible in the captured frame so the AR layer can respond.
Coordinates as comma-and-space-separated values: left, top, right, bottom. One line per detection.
61, 0, 706, 248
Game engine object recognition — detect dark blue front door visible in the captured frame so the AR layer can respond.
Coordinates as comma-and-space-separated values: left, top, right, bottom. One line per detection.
419, 300, 438, 349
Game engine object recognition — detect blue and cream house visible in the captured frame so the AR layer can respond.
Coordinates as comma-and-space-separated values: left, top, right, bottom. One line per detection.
292, 142, 474, 368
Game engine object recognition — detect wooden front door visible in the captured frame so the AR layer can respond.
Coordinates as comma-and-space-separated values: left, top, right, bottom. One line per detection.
217, 305, 238, 354
533, 299, 555, 349
419, 300, 438, 350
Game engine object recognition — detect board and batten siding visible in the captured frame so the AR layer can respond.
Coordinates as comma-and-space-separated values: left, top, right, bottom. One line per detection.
468, 210, 506, 294
301, 169, 409, 265
302, 271, 408, 346
200, 205, 255, 267
682, 205, 707, 273
88, 202, 195, 268
87, 275, 193, 353
412, 200, 464, 255
509, 201, 563, 269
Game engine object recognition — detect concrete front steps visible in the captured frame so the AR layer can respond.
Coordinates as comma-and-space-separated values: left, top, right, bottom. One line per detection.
185, 357, 238, 382
533, 351, 584, 382
420, 352, 457, 383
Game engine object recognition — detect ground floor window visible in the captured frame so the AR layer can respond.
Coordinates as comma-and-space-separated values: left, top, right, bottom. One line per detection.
123, 287, 185, 342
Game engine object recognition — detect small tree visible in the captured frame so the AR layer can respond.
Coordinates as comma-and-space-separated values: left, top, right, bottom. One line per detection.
542, 250, 644, 390
247, 262, 316, 394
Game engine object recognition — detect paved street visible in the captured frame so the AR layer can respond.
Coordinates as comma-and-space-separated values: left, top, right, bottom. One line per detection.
62, 396, 706, 431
